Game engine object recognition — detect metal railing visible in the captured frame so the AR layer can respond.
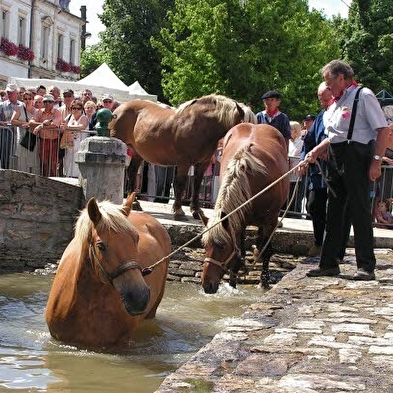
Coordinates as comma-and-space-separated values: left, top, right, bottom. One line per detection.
0, 125, 17, 170
0, 126, 95, 177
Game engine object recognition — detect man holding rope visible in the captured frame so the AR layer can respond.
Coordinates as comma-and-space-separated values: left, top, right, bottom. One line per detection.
304, 60, 390, 281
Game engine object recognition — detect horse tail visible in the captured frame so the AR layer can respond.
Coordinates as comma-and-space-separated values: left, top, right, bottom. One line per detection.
203, 145, 267, 246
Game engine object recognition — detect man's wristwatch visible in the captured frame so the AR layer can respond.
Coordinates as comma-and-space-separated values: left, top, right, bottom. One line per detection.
373, 155, 382, 161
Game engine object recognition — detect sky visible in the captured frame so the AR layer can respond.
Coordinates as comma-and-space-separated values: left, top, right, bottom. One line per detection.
69, 0, 352, 46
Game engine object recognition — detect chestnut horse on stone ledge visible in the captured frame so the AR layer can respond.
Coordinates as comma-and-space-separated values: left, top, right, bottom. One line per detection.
45, 193, 170, 350
110, 94, 257, 221
201, 124, 289, 293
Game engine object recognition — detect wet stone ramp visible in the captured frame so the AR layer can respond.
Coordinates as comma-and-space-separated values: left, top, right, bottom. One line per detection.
156, 249, 393, 393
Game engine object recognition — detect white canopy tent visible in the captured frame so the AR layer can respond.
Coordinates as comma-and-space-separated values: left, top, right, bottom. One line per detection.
77, 63, 129, 91
9, 62, 157, 103
128, 81, 157, 101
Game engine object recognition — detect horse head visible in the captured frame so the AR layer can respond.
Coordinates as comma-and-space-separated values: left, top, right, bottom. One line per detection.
238, 102, 258, 124
82, 192, 151, 316
201, 211, 240, 294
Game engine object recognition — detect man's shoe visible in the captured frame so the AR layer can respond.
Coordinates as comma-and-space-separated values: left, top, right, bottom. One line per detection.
353, 268, 375, 281
307, 244, 322, 257
306, 266, 340, 277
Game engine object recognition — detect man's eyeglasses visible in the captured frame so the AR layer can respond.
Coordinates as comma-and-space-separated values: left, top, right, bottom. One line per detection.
72, 107, 82, 110
43, 101, 53, 104
83, 92, 92, 96
63, 94, 72, 98
23, 97, 33, 101
103, 100, 112, 104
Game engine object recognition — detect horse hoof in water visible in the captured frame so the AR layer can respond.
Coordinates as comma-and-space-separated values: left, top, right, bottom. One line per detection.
258, 277, 271, 290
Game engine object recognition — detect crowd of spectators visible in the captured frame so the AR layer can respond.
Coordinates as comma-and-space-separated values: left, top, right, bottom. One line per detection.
0, 83, 118, 177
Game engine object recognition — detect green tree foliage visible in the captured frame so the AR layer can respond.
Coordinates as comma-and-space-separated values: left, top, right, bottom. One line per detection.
342, 0, 393, 93
98, 0, 175, 101
80, 44, 108, 79
152, 0, 341, 119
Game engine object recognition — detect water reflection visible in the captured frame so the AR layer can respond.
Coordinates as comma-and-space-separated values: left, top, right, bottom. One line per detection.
0, 273, 261, 392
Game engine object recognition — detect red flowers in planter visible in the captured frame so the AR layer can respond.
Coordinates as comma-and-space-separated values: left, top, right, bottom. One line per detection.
56, 58, 72, 72
17, 45, 35, 61
0, 37, 19, 57
56, 58, 80, 74
0, 39, 35, 61
70, 64, 81, 74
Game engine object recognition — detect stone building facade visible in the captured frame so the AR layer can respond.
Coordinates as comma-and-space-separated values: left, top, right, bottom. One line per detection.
0, 0, 86, 88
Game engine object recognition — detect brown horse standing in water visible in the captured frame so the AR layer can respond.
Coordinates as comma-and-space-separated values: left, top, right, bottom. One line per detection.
110, 94, 257, 220
201, 124, 289, 293
45, 193, 170, 350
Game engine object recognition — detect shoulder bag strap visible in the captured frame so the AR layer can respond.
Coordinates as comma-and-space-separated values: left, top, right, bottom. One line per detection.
22, 106, 28, 122
347, 87, 363, 141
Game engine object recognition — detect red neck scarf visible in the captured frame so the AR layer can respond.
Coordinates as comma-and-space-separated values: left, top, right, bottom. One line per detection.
330, 81, 359, 105
266, 108, 279, 118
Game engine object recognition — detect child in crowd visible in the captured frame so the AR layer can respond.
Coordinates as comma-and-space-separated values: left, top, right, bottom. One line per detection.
375, 200, 393, 227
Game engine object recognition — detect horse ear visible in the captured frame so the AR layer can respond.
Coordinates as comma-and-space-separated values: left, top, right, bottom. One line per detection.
235, 102, 245, 120
122, 192, 136, 216
220, 211, 230, 232
87, 198, 102, 226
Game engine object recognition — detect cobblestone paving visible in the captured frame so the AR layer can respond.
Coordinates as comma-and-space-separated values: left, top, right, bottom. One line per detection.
157, 249, 393, 392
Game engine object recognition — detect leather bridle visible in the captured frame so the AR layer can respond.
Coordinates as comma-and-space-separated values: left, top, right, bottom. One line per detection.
204, 247, 239, 271
89, 244, 151, 287
203, 219, 242, 272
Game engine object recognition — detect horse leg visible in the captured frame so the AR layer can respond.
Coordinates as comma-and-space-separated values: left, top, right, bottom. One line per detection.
126, 154, 142, 193
260, 242, 274, 289
229, 230, 246, 288
172, 169, 188, 221
254, 227, 274, 289
126, 154, 143, 210
190, 161, 210, 220
229, 254, 241, 289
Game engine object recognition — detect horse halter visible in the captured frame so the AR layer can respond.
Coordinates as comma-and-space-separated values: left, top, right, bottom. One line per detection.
89, 245, 152, 287
204, 247, 239, 272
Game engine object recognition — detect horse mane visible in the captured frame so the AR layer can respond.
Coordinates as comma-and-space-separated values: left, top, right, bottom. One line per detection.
176, 94, 244, 129
202, 147, 267, 247
74, 200, 136, 247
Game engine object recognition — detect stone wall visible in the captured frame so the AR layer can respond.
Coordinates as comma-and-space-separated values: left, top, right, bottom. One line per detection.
0, 170, 84, 272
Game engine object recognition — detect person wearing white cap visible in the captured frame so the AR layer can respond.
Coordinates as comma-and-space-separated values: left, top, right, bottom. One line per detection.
0, 84, 23, 168
89, 93, 115, 130
0, 84, 22, 125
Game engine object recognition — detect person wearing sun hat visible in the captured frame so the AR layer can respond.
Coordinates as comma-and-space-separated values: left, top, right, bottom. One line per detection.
0, 84, 22, 125
0, 84, 23, 168
29, 93, 62, 176
256, 90, 291, 151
